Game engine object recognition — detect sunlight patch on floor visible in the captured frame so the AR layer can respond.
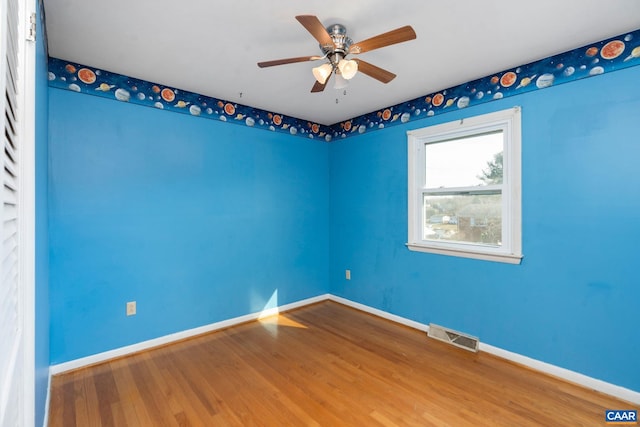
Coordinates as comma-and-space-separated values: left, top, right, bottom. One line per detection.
258, 289, 307, 336
259, 315, 307, 329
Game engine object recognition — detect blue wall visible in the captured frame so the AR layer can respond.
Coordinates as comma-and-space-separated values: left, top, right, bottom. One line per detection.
48, 89, 330, 363
34, 1, 50, 424
329, 64, 640, 392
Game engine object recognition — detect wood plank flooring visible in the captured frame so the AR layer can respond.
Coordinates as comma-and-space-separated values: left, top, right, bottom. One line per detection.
49, 301, 635, 426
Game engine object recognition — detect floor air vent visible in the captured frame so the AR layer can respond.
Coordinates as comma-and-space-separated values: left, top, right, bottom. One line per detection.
427, 324, 479, 353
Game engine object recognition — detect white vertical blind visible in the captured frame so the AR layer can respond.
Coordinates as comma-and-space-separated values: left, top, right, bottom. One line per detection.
0, 0, 23, 424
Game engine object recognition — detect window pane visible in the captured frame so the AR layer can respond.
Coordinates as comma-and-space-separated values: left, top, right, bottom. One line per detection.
424, 131, 503, 188
423, 193, 502, 246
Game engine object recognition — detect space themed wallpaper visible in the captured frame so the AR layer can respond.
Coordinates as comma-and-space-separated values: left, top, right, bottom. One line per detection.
48, 28, 640, 142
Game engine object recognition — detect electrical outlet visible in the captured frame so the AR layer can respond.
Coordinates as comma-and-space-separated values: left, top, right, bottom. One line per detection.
345, 269, 351, 280
126, 301, 136, 316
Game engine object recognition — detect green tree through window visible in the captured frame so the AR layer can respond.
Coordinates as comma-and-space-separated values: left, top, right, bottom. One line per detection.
478, 152, 503, 185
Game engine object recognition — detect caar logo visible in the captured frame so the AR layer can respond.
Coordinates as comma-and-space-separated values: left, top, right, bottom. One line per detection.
606, 410, 637, 424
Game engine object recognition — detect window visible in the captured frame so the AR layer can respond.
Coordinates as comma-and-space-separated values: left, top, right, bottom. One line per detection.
407, 107, 522, 264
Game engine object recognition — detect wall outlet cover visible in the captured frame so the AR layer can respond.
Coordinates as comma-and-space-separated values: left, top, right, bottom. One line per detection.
126, 301, 136, 316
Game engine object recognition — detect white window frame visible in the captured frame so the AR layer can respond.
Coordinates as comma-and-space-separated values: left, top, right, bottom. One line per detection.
407, 107, 522, 264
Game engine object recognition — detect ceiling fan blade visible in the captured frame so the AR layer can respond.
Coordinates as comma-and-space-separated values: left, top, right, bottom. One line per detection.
354, 59, 396, 83
311, 79, 328, 93
258, 55, 323, 68
296, 15, 335, 49
349, 25, 416, 54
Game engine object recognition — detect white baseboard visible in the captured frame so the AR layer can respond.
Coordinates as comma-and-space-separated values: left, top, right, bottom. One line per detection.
49, 293, 640, 405
327, 295, 430, 332
327, 295, 640, 405
49, 294, 330, 375
479, 343, 640, 405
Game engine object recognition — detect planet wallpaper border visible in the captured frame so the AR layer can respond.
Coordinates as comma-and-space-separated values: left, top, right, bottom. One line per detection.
48, 28, 640, 142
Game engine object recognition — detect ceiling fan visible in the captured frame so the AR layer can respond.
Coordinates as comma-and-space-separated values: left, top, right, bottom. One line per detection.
258, 15, 416, 93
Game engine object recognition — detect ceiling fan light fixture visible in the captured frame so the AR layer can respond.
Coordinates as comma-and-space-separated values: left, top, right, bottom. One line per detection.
337, 59, 358, 80
312, 63, 333, 84
333, 73, 349, 89
258, 15, 416, 93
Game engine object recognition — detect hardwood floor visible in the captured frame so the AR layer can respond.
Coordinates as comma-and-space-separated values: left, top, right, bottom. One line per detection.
49, 301, 633, 426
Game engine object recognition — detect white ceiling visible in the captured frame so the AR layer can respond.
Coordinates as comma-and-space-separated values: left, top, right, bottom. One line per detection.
43, 0, 640, 125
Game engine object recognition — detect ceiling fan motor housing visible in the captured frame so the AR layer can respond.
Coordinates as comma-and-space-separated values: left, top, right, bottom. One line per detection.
321, 24, 353, 63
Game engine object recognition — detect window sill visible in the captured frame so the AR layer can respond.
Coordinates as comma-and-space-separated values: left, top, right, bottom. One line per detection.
406, 243, 523, 264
